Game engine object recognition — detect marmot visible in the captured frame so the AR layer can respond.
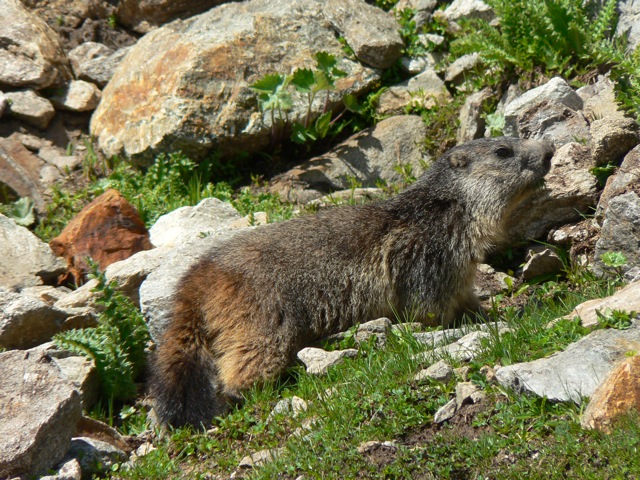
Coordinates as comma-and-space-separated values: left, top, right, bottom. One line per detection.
150, 137, 553, 428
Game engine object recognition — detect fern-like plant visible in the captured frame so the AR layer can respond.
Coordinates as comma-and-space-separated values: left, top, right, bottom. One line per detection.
53, 267, 150, 401
450, 0, 620, 80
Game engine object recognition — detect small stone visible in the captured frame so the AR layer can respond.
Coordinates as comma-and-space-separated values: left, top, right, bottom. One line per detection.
419, 359, 454, 383
479, 365, 497, 384
445, 53, 480, 84
297, 347, 358, 375
5, 90, 55, 129
455, 382, 481, 410
67, 438, 127, 477
581, 355, 640, 433
49, 80, 102, 112
238, 448, 282, 468
357, 440, 398, 455
522, 248, 564, 281
39, 458, 82, 480
434, 398, 457, 424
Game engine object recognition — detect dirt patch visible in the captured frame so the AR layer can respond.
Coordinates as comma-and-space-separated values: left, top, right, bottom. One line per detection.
402, 397, 495, 446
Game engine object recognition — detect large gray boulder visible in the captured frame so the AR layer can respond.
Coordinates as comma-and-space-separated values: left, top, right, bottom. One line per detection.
116, 0, 227, 33
495, 322, 640, 403
594, 192, 640, 277
68, 42, 132, 88
0, 0, 72, 89
505, 142, 599, 241
0, 287, 78, 350
0, 214, 66, 289
0, 350, 82, 479
91, 0, 400, 163
503, 77, 583, 138
616, 0, 640, 52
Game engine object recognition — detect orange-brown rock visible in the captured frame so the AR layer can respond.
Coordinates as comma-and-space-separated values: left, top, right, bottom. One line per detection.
49, 189, 152, 284
581, 355, 640, 433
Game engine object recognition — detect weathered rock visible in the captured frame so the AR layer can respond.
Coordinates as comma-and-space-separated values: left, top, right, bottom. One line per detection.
324, 0, 403, 69
149, 197, 243, 248
562, 280, 640, 328
414, 359, 453, 383
116, 0, 225, 33
503, 77, 583, 137
0, 214, 66, 288
29, 342, 100, 409
444, 0, 495, 22
0, 287, 74, 349
357, 440, 398, 455
455, 381, 484, 409
297, 347, 358, 375
522, 248, 564, 281
40, 458, 82, 480
594, 192, 640, 277
589, 116, 639, 167
270, 115, 429, 202
4, 90, 56, 130
68, 42, 131, 88
505, 142, 598, 241
444, 53, 480, 85
474, 263, 515, 300
581, 355, 640, 432
432, 331, 490, 362
413, 323, 504, 349
616, 0, 640, 52
354, 317, 392, 346
580, 75, 630, 122
49, 189, 153, 284
238, 448, 283, 468
104, 247, 171, 307
457, 87, 492, 143
267, 396, 308, 422
513, 99, 591, 148
597, 145, 640, 221
67, 437, 127, 477
394, 0, 438, 28
49, 80, 102, 112
20, 285, 71, 304
399, 52, 440, 75
433, 398, 457, 423
54, 279, 99, 311
377, 69, 451, 115
0, 350, 82, 479
0, 0, 72, 88
495, 322, 640, 403
91, 0, 384, 163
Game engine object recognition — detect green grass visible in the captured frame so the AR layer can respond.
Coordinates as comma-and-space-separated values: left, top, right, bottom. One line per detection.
105, 267, 637, 479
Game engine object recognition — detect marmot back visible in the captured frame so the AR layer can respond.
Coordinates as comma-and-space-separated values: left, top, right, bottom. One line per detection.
150, 137, 554, 428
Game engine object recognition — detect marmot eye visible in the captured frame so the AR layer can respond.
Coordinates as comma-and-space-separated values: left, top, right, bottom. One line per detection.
495, 147, 512, 158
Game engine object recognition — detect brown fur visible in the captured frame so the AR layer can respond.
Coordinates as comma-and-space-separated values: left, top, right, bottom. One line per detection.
150, 137, 554, 427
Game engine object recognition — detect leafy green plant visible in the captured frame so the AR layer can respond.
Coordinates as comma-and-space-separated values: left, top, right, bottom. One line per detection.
53, 267, 150, 401
482, 111, 505, 137
590, 163, 618, 188
450, 0, 620, 81
600, 250, 628, 278
2, 197, 35, 226
250, 52, 348, 147
595, 308, 635, 330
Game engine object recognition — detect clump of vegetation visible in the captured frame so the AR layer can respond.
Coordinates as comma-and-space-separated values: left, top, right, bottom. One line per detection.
450, 0, 620, 82
53, 267, 150, 401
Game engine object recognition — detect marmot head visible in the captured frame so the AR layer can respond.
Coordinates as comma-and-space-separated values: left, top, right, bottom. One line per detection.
440, 136, 554, 208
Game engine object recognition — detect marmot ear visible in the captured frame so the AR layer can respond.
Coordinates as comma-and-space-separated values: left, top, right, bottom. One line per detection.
448, 151, 469, 168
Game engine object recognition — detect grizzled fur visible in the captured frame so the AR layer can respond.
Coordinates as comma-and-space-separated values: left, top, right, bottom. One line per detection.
150, 137, 554, 428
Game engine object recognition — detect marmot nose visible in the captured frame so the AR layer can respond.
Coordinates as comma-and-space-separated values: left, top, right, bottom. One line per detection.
541, 141, 555, 170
